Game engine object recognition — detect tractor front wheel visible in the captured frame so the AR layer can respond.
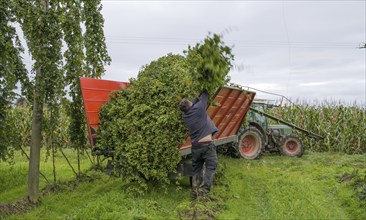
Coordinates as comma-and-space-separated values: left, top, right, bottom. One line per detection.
280, 135, 304, 157
237, 127, 263, 160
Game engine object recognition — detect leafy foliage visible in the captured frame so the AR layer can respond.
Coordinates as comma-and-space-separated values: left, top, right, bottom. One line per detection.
0, 0, 32, 105
0, 101, 31, 162
13, 0, 111, 152
16, 0, 65, 103
82, 0, 111, 77
0, 0, 32, 161
62, 0, 111, 151
185, 33, 234, 94
61, 0, 87, 151
0, 102, 72, 162
98, 54, 196, 193
4, 0, 110, 201
0, 108, 20, 162
97, 34, 234, 194
42, 99, 72, 151
268, 103, 366, 154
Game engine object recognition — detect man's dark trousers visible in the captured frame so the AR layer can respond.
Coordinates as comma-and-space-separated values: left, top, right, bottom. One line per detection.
191, 141, 218, 193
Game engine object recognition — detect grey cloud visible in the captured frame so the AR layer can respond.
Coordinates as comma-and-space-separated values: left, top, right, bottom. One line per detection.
101, 1, 365, 105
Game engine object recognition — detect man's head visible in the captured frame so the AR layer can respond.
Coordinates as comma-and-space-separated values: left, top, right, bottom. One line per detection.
179, 98, 192, 113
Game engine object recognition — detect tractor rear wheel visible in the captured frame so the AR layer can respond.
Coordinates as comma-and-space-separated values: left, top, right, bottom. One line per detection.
280, 135, 304, 157
237, 127, 263, 160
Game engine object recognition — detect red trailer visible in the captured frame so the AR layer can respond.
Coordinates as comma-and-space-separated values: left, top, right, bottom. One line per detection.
80, 77, 129, 149
80, 77, 256, 176
178, 86, 256, 156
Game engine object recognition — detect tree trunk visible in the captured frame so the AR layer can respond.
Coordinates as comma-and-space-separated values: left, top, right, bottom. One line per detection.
77, 146, 81, 176
52, 137, 56, 183
27, 68, 44, 203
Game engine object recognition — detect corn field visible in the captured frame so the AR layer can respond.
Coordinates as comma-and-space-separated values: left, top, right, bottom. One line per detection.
268, 102, 366, 154
0, 103, 72, 161
3, 100, 366, 156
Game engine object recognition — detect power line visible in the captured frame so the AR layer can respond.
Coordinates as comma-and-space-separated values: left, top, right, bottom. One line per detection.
102, 0, 366, 2
282, 0, 292, 99
105, 36, 359, 48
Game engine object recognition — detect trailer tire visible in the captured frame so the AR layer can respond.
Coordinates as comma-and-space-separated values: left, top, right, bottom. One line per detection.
237, 127, 263, 160
280, 135, 304, 157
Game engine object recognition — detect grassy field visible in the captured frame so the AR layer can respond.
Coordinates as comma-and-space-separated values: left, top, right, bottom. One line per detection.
1, 149, 365, 219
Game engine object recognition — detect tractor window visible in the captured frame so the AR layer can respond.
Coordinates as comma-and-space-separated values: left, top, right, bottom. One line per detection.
248, 104, 267, 129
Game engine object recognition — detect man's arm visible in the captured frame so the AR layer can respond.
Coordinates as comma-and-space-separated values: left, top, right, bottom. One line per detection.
199, 90, 209, 107
192, 97, 200, 105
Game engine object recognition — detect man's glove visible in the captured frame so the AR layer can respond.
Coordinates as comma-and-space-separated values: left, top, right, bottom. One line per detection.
199, 89, 208, 97
192, 97, 200, 105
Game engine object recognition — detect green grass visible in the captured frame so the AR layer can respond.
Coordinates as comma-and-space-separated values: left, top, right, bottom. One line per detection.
217, 152, 366, 220
0, 149, 91, 203
1, 150, 365, 219
4, 171, 188, 220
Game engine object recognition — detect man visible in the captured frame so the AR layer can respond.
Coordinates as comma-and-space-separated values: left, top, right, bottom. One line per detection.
179, 90, 218, 199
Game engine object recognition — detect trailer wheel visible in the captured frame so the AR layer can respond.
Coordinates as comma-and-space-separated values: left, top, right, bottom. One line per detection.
238, 127, 263, 160
280, 135, 304, 157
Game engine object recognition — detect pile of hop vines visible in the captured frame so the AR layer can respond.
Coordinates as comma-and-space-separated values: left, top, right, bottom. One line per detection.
97, 34, 234, 194
185, 33, 234, 95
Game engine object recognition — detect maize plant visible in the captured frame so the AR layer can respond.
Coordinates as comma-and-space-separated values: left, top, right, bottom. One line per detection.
0, 107, 22, 162
268, 102, 366, 154
0, 102, 72, 163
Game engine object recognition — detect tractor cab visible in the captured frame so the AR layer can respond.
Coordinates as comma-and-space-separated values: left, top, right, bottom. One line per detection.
247, 99, 293, 136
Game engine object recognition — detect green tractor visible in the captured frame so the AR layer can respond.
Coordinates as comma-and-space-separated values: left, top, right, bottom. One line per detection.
236, 99, 323, 160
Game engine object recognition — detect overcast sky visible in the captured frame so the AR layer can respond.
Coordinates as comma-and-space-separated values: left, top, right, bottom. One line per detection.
15, 1, 362, 105
98, 0, 365, 106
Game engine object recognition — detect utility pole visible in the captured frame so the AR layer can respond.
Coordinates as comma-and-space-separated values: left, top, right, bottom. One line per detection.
360, 43, 366, 110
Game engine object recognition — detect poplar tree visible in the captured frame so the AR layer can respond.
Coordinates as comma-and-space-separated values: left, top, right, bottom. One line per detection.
2, 0, 111, 203
0, 0, 31, 161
